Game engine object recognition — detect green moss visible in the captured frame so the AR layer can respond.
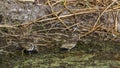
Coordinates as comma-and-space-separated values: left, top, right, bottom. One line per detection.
1, 40, 120, 68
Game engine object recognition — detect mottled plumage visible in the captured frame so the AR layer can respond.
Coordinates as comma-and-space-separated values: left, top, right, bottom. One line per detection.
19, 42, 39, 54
60, 41, 77, 51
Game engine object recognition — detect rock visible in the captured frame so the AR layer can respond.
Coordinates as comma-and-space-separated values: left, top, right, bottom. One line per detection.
0, 0, 51, 24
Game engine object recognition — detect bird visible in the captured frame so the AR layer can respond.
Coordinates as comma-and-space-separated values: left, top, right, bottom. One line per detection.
60, 41, 77, 51
18, 42, 39, 56
59, 34, 79, 51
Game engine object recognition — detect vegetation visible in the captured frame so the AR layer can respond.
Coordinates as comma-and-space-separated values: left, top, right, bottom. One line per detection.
0, 0, 120, 68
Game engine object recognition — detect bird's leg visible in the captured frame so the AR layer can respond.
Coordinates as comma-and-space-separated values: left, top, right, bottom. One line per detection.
68, 49, 70, 52
28, 52, 32, 57
22, 49, 25, 56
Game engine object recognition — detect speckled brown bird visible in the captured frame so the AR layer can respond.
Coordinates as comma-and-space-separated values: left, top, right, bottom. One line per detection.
60, 41, 77, 51
18, 42, 39, 54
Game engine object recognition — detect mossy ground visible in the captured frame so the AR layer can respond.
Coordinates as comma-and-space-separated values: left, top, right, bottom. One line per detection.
1, 40, 120, 68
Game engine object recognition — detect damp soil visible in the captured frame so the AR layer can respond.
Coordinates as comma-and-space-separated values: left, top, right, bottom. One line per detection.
1, 40, 120, 68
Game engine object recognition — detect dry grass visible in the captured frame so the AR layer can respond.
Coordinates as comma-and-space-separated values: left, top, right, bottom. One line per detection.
0, 0, 120, 53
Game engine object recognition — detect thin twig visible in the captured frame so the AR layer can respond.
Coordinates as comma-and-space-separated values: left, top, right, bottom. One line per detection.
92, 1, 116, 29
47, 0, 68, 28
